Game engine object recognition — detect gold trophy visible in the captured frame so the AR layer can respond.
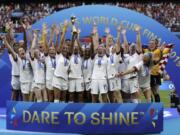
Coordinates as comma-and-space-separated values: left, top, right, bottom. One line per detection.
134, 25, 141, 33
41, 23, 48, 45
105, 27, 110, 35
71, 15, 77, 34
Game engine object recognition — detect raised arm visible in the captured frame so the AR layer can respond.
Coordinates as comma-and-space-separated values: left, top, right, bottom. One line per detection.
91, 23, 99, 51
21, 21, 29, 51
59, 20, 68, 52
121, 29, 129, 54
105, 27, 111, 49
116, 24, 122, 54
49, 24, 56, 48
90, 35, 95, 57
55, 26, 61, 51
25, 22, 33, 48
2, 36, 17, 61
135, 25, 142, 53
76, 28, 83, 56
6, 22, 15, 47
30, 30, 38, 59
69, 18, 78, 55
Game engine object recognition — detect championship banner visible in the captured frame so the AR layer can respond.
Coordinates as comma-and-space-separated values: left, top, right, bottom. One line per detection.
7, 101, 163, 134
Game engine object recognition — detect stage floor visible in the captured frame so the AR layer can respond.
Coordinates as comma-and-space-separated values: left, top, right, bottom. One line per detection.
0, 108, 180, 135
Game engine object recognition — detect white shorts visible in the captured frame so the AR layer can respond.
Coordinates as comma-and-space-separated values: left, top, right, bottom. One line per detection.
69, 78, 84, 92
139, 76, 150, 91
46, 80, 53, 90
139, 81, 150, 92
108, 78, 121, 91
140, 84, 151, 92
91, 79, 108, 95
121, 78, 139, 94
34, 83, 45, 90
85, 82, 91, 91
31, 80, 35, 92
20, 82, 32, 94
116, 78, 121, 90
11, 76, 20, 90
140, 87, 151, 93
52, 76, 68, 91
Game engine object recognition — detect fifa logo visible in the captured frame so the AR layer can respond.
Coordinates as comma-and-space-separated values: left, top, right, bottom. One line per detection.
10, 107, 18, 128
149, 108, 158, 128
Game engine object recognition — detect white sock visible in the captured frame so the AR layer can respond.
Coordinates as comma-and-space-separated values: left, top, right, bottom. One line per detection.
54, 99, 59, 103
68, 101, 74, 103
37, 100, 42, 102
131, 99, 139, 103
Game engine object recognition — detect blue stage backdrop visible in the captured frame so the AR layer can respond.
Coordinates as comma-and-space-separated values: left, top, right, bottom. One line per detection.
0, 5, 180, 107
7, 101, 163, 134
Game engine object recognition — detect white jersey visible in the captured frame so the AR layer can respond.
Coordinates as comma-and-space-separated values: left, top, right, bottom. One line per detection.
135, 54, 151, 87
118, 54, 130, 79
40, 52, 45, 61
108, 46, 113, 55
18, 56, 33, 83
31, 59, 45, 84
124, 53, 141, 78
69, 54, 83, 79
82, 58, 94, 82
9, 54, 20, 76
45, 56, 56, 81
92, 55, 108, 80
107, 53, 121, 79
54, 54, 70, 80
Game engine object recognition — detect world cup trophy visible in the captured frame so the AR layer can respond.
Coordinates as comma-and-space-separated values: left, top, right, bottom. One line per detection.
71, 15, 77, 34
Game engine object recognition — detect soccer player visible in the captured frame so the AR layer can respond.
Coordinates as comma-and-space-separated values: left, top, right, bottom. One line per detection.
145, 39, 162, 102
118, 27, 141, 103
43, 24, 59, 102
4, 36, 33, 101
117, 52, 153, 103
30, 30, 47, 102
117, 27, 153, 102
106, 26, 122, 103
52, 20, 70, 103
82, 42, 94, 102
4, 25, 21, 101
90, 25, 109, 103
68, 27, 84, 103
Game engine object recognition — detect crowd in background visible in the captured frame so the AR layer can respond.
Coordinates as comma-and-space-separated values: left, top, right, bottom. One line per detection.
0, 2, 179, 33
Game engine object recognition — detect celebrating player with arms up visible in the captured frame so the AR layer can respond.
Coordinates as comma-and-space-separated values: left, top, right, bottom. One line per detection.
52, 20, 70, 103
117, 27, 141, 103
90, 24, 109, 103
4, 35, 33, 101
117, 26, 153, 102
3, 23, 21, 101
105, 26, 122, 103
30, 29, 47, 102
68, 16, 84, 103
43, 24, 59, 102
